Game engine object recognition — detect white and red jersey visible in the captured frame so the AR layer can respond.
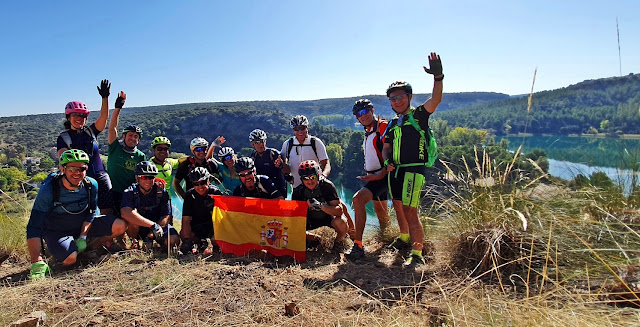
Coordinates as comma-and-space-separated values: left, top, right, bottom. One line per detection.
362, 117, 388, 173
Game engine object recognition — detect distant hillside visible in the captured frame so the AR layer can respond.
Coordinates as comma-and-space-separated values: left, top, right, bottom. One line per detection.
0, 92, 505, 157
434, 74, 640, 135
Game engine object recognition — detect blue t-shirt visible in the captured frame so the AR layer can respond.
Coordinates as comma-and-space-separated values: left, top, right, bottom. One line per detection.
56, 123, 106, 177
251, 148, 286, 196
217, 162, 241, 194
121, 183, 171, 223
29, 173, 98, 236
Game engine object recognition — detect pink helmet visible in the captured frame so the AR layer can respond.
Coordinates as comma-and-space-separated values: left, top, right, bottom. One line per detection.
65, 101, 90, 117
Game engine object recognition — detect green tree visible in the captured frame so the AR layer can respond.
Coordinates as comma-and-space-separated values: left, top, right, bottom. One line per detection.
326, 143, 343, 168
39, 157, 56, 171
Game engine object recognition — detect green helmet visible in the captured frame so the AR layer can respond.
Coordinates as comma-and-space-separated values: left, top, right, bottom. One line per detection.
60, 149, 90, 166
152, 136, 171, 148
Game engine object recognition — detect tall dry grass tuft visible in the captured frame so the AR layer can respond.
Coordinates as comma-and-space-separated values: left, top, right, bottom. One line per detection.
0, 191, 30, 260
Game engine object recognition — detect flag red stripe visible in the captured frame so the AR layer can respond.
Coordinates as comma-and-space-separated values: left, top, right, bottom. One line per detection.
213, 195, 308, 216
215, 240, 306, 262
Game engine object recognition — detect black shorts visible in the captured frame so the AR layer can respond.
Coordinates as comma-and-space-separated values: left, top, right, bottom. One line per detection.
363, 178, 388, 201
306, 210, 334, 230
388, 165, 427, 208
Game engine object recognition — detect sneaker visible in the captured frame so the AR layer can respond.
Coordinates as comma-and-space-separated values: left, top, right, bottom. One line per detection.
197, 239, 209, 253
29, 261, 50, 280
331, 240, 347, 253
402, 254, 425, 268
345, 244, 365, 261
306, 238, 321, 250
142, 240, 154, 252
388, 237, 411, 251
180, 239, 194, 255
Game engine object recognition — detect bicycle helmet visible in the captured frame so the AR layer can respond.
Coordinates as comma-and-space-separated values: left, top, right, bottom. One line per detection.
190, 137, 209, 152
249, 129, 267, 142
386, 81, 413, 97
152, 136, 171, 148
234, 157, 255, 172
60, 149, 90, 166
65, 101, 90, 117
218, 147, 235, 159
290, 115, 310, 128
122, 125, 143, 137
188, 167, 210, 183
134, 161, 158, 176
352, 99, 374, 115
298, 160, 321, 178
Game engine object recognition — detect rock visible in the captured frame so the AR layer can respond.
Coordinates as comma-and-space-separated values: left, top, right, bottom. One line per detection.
284, 302, 300, 316
9, 310, 46, 327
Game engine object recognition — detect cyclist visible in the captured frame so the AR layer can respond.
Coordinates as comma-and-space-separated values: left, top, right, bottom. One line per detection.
57, 79, 114, 214
180, 167, 224, 255
150, 136, 179, 193
26, 150, 126, 279
291, 160, 348, 252
382, 52, 444, 267
106, 91, 146, 214
281, 115, 331, 189
173, 137, 221, 199
120, 161, 179, 249
232, 157, 283, 199
216, 147, 241, 194
249, 129, 287, 196
346, 99, 392, 261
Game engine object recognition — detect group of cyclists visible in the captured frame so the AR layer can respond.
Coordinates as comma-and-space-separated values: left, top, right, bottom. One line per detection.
26, 52, 444, 279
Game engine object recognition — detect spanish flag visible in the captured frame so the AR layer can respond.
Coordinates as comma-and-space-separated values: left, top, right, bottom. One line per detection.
212, 195, 308, 262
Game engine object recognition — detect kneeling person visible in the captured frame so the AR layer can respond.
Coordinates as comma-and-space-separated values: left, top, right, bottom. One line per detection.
180, 167, 223, 254
27, 150, 126, 277
291, 160, 348, 251
233, 157, 284, 199
120, 161, 179, 248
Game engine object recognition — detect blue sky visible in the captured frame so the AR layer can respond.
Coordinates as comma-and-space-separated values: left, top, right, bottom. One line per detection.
1, 1, 638, 117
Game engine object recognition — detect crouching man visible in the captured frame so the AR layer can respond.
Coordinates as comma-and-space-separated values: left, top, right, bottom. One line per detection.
26, 150, 126, 279
291, 160, 349, 252
120, 161, 179, 249
180, 167, 223, 254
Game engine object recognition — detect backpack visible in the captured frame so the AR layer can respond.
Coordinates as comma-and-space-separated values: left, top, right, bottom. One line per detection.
50, 173, 95, 214
386, 110, 438, 168
364, 117, 388, 169
285, 136, 319, 160
131, 183, 167, 213
59, 126, 97, 150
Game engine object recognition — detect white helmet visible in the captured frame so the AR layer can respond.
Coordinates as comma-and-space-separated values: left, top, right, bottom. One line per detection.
218, 147, 235, 159
190, 137, 209, 152
249, 129, 267, 142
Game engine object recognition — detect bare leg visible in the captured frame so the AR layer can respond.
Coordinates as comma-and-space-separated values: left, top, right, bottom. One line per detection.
27, 238, 44, 264
392, 200, 409, 234
372, 200, 391, 230
402, 205, 423, 251
352, 188, 373, 242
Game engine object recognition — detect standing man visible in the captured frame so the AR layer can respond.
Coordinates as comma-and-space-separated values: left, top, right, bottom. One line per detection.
150, 136, 179, 193
180, 167, 223, 254
232, 157, 284, 199
249, 129, 287, 197
107, 91, 146, 214
382, 52, 443, 268
281, 115, 331, 190
173, 137, 221, 199
26, 150, 126, 279
346, 99, 392, 261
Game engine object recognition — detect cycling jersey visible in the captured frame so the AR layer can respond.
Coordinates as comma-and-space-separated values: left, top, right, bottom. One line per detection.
232, 175, 282, 199
56, 123, 106, 177
217, 162, 241, 194
151, 156, 179, 192
107, 141, 146, 193
363, 118, 389, 173
384, 105, 431, 165
174, 157, 221, 191
251, 148, 286, 196
183, 184, 223, 239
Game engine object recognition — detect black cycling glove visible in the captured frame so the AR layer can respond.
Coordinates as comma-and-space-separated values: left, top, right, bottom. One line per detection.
97, 79, 110, 98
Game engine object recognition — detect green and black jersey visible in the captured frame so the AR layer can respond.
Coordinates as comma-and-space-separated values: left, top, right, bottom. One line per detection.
384, 105, 431, 165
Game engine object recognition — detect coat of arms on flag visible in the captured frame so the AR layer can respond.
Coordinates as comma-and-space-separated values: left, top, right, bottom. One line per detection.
212, 195, 307, 262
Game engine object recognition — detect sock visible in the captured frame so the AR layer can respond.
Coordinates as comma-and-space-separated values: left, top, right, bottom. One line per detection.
411, 249, 423, 257
354, 240, 363, 248
399, 233, 410, 243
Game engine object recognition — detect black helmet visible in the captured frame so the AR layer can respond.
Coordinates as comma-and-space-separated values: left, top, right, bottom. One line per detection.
298, 160, 321, 178
234, 157, 255, 172
189, 167, 210, 183
122, 124, 143, 137
352, 99, 374, 115
386, 81, 412, 97
290, 115, 310, 128
134, 161, 158, 176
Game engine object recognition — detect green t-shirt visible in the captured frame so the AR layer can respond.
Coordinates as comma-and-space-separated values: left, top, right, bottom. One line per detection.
151, 157, 179, 192
107, 141, 146, 193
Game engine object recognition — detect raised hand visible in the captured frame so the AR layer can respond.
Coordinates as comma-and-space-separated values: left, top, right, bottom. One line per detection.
274, 155, 283, 168
423, 52, 443, 76
212, 136, 226, 147
115, 91, 126, 109
97, 79, 111, 98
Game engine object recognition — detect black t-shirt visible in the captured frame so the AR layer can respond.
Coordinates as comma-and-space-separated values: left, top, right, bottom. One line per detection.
182, 184, 223, 226
232, 175, 282, 199
384, 105, 431, 165
174, 157, 221, 191
291, 177, 339, 204
251, 148, 286, 195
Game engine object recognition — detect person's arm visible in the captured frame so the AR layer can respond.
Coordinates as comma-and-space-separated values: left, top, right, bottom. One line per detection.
320, 199, 343, 216
180, 215, 193, 239
120, 207, 156, 228
108, 91, 126, 145
79, 221, 91, 237
358, 168, 388, 182
95, 79, 111, 131
422, 52, 443, 114
157, 215, 172, 227
382, 142, 395, 172
319, 159, 331, 177
172, 177, 186, 199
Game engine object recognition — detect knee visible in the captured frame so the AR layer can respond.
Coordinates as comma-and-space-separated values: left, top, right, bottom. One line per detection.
332, 216, 348, 232
62, 252, 77, 266
113, 219, 127, 236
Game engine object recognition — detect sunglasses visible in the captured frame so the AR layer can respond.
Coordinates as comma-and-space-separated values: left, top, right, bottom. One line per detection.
293, 126, 307, 132
138, 175, 155, 181
301, 175, 318, 181
238, 171, 253, 178
194, 147, 207, 153
222, 154, 233, 161
252, 140, 265, 145
65, 166, 88, 173
70, 113, 88, 119
355, 108, 370, 118
389, 93, 408, 102
192, 180, 208, 186
155, 146, 169, 152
